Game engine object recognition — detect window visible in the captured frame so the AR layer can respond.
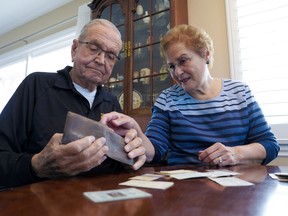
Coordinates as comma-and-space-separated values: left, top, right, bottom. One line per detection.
0, 60, 26, 111
226, 0, 288, 156
27, 46, 72, 74
0, 27, 75, 113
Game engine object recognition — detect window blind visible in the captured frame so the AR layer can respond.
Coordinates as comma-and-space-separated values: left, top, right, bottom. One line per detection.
226, 0, 288, 154
228, 0, 288, 124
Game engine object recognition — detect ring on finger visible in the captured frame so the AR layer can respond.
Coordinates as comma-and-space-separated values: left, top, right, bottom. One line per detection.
218, 156, 223, 163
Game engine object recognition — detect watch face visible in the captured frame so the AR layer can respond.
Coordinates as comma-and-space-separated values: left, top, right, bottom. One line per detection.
118, 90, 142, 110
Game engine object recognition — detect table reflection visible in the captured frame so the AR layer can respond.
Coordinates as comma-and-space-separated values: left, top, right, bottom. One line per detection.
262, 184, 288, 216
228, 164, 269, 183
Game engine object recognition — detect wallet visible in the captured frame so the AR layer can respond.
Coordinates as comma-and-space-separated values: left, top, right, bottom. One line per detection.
61, 111, 135, 165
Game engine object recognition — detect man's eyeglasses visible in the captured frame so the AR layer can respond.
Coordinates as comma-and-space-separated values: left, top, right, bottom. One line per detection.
78, 41, 120, 64
166, 55, 193, 74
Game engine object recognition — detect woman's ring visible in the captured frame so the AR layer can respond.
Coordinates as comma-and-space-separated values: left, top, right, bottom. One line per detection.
218, 157, 223, 163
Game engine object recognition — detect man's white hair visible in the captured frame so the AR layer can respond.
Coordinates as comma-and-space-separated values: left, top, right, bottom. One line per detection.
78, 19, 122, 49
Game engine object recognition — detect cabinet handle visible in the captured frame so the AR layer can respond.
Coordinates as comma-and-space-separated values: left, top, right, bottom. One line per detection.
127, 41, 131, 57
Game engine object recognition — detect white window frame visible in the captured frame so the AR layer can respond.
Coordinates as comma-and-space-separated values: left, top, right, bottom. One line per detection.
225, 0, 288, 158
0, 27, 76, 113
0, 27, 75, 75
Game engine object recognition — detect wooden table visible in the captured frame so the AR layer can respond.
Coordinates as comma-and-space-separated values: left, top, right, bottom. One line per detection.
0, 164, 287, 216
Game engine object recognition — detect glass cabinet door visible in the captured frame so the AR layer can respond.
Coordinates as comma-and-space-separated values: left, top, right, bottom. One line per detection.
131, 0, 173, 114
89, 0, 187, 117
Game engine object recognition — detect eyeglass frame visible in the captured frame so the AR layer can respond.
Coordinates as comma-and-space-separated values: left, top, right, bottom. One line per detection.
78, 40, 120, 64
165, 55, 193, 74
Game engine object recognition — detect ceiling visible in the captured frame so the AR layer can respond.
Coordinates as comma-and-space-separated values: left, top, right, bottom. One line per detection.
0, 0, 73, 36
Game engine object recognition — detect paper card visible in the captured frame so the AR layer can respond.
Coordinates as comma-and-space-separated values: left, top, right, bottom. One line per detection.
129, 173, 163, 181
169, 170, 240, 180
273, 172, 288, 178
205, 170, 240, 178
170, 172, 210, 180
119, 180, 174, 190
155, 169, 240, 180
83, 188, 152, 203
269, 173, 288, 182
158, 169, 195, 175
209, 177, 254, 187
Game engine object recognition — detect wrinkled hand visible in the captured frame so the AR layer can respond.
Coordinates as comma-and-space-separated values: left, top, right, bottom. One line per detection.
198, 142, 240, 166
100, 111, 140, 136
100, 112, 146, 169
31, 133, 108, 178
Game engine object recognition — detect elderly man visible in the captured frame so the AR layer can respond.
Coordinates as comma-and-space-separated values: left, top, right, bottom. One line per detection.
0, 19, 146, 189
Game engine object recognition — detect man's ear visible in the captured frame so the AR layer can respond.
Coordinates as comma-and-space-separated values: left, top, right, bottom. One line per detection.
71, 39, 78, 62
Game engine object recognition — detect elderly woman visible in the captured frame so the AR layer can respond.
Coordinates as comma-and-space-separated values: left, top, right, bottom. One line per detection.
101, 24, 279, 167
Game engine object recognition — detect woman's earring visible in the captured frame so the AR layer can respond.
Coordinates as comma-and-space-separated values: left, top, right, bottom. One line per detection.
206, 59, 210, 65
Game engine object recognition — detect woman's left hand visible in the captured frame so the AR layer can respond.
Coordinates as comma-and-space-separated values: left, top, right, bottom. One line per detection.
198, 142, 240, 166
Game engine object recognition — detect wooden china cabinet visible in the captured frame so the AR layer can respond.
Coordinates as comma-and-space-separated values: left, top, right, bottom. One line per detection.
88, 0, 188, 131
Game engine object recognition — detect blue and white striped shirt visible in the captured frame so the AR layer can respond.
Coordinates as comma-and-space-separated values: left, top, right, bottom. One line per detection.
146, 79, 279, 165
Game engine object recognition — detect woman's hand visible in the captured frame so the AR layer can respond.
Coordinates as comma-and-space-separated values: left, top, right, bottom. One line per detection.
198, 142, 266, 166
100, 111, 155, 163
198, 142, 240, 166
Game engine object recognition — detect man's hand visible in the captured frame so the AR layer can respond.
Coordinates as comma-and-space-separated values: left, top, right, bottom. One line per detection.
31, 133, 108, 178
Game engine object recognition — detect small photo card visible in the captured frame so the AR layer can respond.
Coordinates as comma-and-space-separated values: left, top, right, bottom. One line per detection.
158, 169, 195, 175
119, 179, 174, 190
83, 188, 152, 203
129, 173, 163, 181
269, 173, 288, 182
273, 172, 288, 178
209, 177, 254, 187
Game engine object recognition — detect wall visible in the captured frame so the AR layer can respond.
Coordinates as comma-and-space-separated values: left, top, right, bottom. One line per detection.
188, 0, 230, 79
